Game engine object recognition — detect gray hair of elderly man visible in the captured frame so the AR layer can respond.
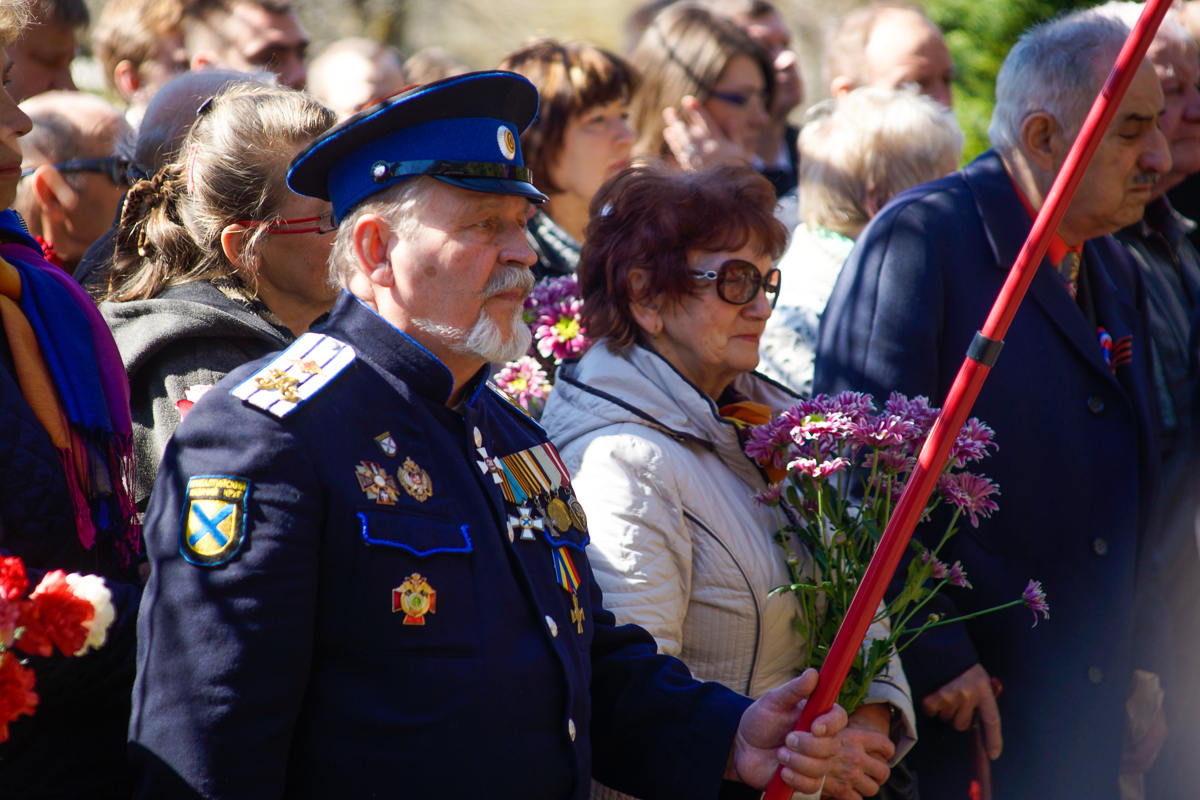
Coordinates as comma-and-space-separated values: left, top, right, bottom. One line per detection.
799, 86, 963, 237
1088, 2, 1193, 57
988, 13, 1130, 160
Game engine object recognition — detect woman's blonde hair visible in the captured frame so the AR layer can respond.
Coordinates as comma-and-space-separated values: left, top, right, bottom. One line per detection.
800, 87, 963, 237
0, 0, 32, 47
628, 2, 772, 159
106, 81, 336, 301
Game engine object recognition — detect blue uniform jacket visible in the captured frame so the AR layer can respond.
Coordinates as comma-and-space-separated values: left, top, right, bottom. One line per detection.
814, 151, 1163, 799
130, 292, 753, 800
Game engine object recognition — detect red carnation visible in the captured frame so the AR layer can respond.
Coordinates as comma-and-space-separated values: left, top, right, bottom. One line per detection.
15, 571, 93, 658
0, 651, 37, 742
0, 557, 28, 600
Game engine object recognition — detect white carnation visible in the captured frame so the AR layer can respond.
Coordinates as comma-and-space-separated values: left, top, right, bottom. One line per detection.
64, 573, 115, 655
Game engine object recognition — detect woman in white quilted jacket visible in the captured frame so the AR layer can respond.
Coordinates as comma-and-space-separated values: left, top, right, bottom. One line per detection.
541, 161, 916, 800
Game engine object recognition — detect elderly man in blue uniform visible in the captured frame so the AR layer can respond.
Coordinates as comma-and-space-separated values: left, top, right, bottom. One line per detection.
814, 13, 1170, 800
129, 72, 846, 800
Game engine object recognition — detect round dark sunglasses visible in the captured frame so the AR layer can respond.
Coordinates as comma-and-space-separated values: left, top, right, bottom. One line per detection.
692, 259, 781, 308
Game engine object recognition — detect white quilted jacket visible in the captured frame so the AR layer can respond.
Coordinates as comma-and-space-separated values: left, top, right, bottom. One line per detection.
542, 343, 917, 765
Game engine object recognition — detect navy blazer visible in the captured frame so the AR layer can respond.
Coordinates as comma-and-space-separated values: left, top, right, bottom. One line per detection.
815, 151, 1161, 799
130, 292, 753, 800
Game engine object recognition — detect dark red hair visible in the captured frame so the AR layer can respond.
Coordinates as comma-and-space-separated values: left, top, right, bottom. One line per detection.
579, 159, 788, 350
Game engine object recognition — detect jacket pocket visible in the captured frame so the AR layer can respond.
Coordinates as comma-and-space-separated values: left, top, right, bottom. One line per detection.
348, 509, 480, 656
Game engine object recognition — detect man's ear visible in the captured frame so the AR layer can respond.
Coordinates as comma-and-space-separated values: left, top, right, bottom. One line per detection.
829, 76, 856, 102
30, 165, 76, 218
113, 60, 140, 102
1020, 112, 1061, 174
190, 52, 215, 73
627, 269, 661, 336
352, 213, 395, 287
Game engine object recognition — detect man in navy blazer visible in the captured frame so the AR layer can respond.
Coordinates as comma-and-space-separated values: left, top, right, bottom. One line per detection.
815, 13, 1171, 799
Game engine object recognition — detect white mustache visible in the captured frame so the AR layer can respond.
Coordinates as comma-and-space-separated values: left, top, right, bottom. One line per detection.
480, 266, 535, 300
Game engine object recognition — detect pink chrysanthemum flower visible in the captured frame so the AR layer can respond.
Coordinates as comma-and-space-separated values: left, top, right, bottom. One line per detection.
787, 411, 854, 444
752, 482, 786, 507
827, 391, 877, 422
871, 448, 915, 475
849, 415, 917, 448
948, 561, 971, 589
744, 417, 794, 469
949, 418, 998, 467
788, 456, 851, 480
938, 472, 1000, 528
534, 297, 588, 361
884, 392, 940, 435
922, 551, 948, 580
1022, 580, 1050, 626
493, 357, 549, 412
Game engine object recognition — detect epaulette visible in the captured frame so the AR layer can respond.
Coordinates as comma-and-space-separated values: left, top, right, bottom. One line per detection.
231, 332, 356, 417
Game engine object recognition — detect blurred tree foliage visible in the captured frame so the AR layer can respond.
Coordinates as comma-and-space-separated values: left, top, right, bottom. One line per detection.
923, 0, 1098, 161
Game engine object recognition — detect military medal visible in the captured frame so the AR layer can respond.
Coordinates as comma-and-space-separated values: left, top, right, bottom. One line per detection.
375, 431, 397, 457
355, 461, 401, 505
552, 546, 585, 634
399, 457, 433, 502
393, 573, 436, 625
546, 497, 571, 533
507, 505, 544, 542
477, 446, 504, 485
567, 493, 588, 533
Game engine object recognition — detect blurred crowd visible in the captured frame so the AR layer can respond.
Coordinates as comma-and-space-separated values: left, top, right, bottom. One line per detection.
2, 0, 1200, 798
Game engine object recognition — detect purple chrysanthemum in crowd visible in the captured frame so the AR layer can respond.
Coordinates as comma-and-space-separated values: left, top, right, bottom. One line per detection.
948, 417, 998, 467
787, 456, 851, 480
922, 551, 948, 580
1022, 580, 1050, 626
493, 357, 549, 412
849, 415, 917, 449
534, 297, 588, 361
884, 392, 940, 436
948, 561, 971, 589
871, 448, 915, 475
824, 391, 877, 422
752, 482, 786, 507
525, 275, 579, 315
744, 417, 794, 469
938, 471, 1000, 528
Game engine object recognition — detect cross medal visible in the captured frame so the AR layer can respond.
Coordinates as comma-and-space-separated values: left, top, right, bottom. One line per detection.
507, 506, 544, 542
570, 593, 585, 634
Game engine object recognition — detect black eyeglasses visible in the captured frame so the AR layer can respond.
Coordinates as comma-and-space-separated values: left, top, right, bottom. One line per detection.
21, 156, 135, 188
692, 260, 781, 308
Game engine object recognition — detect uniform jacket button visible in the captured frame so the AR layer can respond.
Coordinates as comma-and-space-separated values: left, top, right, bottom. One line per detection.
1088, 666, 1104, 684
568, 718, 576, 741
545, 615, 558, 637
1093, 537, 1108, 556
1086, 395, 1105, 415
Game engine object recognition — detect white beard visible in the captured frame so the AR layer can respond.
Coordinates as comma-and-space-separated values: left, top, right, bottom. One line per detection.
413, 303, 531, 365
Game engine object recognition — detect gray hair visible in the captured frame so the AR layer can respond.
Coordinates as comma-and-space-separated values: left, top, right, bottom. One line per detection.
800, 86, 963, 236
1088, 2, 1194, 69
988, 13, 1131, 157
329, 176, 440, 289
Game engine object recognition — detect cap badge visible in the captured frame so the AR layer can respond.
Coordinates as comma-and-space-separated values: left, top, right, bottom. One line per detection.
498, 125, 517, 161
393, 572, 437, 625
355, 461, 401, 505
399, 457, 433, 503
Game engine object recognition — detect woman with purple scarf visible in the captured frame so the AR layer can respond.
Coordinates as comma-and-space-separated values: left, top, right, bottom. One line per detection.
0, 1, 141, 796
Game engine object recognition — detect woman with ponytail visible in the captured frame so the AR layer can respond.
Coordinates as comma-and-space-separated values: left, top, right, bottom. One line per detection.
101, 82, 338, 508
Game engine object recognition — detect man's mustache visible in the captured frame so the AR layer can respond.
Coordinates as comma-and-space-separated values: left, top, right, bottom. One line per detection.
480, 266, 535, 300
1131, 170, 1160, 187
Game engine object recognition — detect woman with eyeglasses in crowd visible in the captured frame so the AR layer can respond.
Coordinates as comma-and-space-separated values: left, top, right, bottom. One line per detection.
540, 161, 917, 800
627, 2, 771, 173
100, 81, 338, 509
498, 39, 637, 281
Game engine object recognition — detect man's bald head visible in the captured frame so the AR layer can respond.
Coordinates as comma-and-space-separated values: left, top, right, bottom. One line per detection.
827, 2, 954, 107
19, 90, 126, 172
133, 67, 261, 175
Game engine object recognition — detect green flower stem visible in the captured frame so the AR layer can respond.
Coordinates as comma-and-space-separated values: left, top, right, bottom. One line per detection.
893, 599, 1026, 654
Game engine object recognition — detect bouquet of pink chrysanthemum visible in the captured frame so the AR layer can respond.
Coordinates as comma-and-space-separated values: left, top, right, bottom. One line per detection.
744, 391, 1049, 714
494, 275, 590, 418
0, 555, 116, 742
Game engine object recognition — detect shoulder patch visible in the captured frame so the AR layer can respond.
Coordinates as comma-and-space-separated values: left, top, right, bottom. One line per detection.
180, 475, 251, 566
231, 332, 355, 417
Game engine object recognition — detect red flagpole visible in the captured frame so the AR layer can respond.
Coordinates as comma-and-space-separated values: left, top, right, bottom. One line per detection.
763, 2, 1173, 797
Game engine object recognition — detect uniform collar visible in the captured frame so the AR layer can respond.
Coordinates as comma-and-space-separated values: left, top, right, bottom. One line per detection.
316, 291, 463, 404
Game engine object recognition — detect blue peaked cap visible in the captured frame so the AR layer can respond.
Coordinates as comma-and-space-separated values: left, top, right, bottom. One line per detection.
288, 71, 548, 222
